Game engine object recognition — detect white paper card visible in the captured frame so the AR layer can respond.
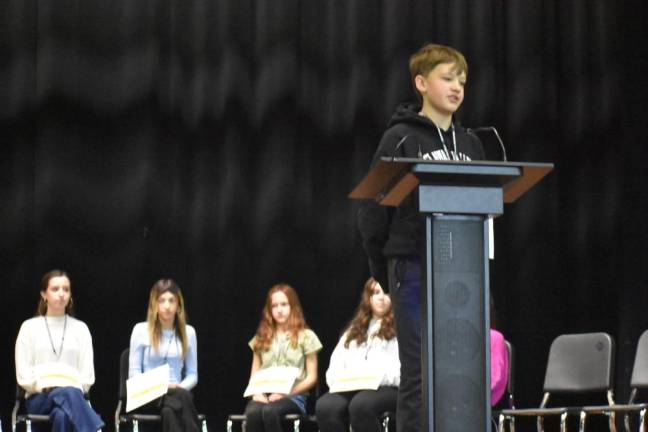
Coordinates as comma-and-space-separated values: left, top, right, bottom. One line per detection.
328, 365, 382, 393
488, 217, 495, 260
244, 366, 299, 397
126, 364, 170, 412
35, 362, 83, 391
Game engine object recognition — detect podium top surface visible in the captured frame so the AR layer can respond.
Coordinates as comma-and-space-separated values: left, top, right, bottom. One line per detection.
349, 158, 553, 206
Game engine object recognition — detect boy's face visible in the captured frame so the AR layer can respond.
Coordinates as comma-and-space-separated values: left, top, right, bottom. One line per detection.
415, 62, 466, 117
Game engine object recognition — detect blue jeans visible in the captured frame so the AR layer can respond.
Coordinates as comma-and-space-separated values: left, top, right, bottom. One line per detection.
26, 387, 104, 432
389, 257, 422, 432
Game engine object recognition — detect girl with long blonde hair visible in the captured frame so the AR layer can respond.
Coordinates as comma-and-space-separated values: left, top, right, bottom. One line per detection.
128, 279, 199, 432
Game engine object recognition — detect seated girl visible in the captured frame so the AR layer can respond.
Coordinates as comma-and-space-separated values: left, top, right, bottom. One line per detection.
316, 277, 399, 432
129, 279, 200, 432
15, 270, 104, 432
244, 283, 322, 432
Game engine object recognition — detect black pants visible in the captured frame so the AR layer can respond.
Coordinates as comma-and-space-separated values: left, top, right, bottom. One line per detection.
137, 388, 199, 432
389, 257, 422, 432
244, 398, 301, 432
315, 387, 397, 432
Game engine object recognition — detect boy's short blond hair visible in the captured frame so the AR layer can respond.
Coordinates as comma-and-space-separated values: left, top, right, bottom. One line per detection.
409, 43, 468, 99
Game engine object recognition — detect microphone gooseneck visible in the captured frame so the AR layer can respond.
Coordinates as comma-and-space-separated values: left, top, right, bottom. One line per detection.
468, 126, 508, 161
391, 134, 410, 161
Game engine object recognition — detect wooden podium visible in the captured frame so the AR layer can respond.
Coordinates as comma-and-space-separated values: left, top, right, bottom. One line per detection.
350, 158, 553, 432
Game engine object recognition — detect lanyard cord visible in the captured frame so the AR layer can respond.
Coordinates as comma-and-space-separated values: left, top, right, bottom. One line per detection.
43, 315, 67, 360
435, 123, 457, 160
162, 331, 178, 363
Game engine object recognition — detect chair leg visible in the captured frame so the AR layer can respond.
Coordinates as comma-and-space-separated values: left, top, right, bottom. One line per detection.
498, 414, 505, 432
608, 412, 617, 432
292, 418, 300, 432
26, 419, 32, 432
579, 411, 586, 432
560, 412, 568, 432
537, 415, 545, 432
641, 409, 647, 432
201, 418, 208, 432
133, 420, 139, 432
382, 414, 390, 432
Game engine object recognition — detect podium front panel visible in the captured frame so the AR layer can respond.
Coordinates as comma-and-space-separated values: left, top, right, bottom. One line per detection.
418, 185, 503, 215
422, 214, 490, 432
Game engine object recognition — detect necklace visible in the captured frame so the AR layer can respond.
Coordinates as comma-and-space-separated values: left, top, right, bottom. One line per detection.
43, 315, 67, 360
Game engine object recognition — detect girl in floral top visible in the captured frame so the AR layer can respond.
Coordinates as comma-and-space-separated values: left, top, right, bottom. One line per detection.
244, 283, 322, 432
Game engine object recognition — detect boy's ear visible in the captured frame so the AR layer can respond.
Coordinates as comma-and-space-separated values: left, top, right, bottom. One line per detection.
414, 74, 427, 93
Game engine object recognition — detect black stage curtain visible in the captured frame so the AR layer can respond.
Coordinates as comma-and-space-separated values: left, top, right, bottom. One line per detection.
1, 1, 646, 430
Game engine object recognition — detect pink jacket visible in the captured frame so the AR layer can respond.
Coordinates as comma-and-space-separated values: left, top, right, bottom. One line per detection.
490, 329, 509, 406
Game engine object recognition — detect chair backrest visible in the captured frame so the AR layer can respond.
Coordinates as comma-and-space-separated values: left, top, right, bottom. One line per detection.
543, 332, 614, 394
15, 385, 25, 400
630, 329, 648, 389
118, 348, 130, 401
504, 340, 515, 408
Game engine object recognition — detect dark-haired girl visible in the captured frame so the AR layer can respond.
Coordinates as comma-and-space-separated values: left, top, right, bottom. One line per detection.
316, 278, 399, 432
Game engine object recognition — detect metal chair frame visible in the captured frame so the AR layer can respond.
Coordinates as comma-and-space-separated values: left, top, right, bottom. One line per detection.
12, 385, 57, 432
496, 340, 517, 432
578, 329, 648, 432
226, 412, 316, 432
11, 385, 97, 432
499, 332, 616, 432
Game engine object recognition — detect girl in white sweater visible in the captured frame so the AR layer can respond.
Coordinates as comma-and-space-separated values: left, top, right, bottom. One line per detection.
316, 277, 399, 432
15, 270, 104, 432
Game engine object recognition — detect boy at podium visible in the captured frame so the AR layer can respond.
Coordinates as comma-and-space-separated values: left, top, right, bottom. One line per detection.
357, 43, 485, 432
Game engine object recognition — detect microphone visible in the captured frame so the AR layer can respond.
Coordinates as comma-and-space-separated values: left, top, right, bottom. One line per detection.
390, 134, 410, 161
467, 126, 508, 161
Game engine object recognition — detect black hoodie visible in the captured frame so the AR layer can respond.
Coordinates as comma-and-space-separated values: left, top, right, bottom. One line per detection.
357, 103, 485, 290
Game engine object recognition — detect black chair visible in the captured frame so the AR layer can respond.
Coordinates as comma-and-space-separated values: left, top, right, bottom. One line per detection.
380, 411, 395, 432
226, 384, 320, 432
577, 329, 648, 432
11, 385, 96, 432
226, 412, 316, 432
11, 386, 50, 432
499, 332, 615, 432
495, 340, 516, 432
114, 348, 208, 432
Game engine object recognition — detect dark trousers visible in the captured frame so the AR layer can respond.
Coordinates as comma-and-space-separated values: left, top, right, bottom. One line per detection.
389, 257, 422, 432
26, 387, 104, 432
315, 387, 397, 432
160, 388, 200, 432
244, 398, 301, 432
137, 388, 200, 432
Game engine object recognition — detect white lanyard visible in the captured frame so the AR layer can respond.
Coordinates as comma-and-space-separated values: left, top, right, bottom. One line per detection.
435, 123, 457, 160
